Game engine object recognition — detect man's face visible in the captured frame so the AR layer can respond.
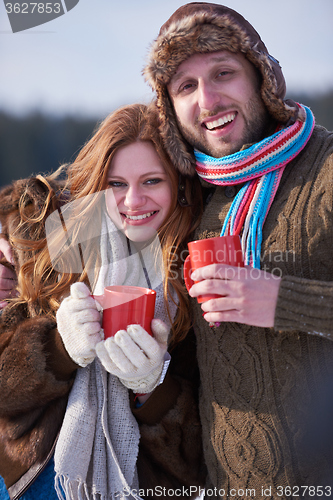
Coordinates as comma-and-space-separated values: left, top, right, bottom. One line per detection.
167, 50, 271, 158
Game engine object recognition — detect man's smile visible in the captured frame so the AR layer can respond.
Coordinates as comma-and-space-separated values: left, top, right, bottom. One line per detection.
203, 112, 237, 131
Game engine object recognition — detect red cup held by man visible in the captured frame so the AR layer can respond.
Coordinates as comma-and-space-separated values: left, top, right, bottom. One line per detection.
183, 235, 244, 303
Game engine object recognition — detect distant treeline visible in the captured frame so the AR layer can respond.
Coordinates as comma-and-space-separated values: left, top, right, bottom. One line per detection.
0, 113, 100, 188
0, 90, 333, 188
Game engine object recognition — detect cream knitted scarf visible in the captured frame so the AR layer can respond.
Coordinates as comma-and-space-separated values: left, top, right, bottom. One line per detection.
54, 213, 177, 500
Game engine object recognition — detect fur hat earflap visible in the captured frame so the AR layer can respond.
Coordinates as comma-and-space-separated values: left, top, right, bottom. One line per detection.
0, 175, 63, 218
144, 2, 300, 175
0, 174, 65, 265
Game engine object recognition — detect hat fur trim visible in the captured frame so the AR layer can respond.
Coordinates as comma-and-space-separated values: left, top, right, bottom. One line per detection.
144, 4, 299, 175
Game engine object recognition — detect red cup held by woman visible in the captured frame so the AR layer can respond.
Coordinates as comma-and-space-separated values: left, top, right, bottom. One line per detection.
93, 285, 156, 338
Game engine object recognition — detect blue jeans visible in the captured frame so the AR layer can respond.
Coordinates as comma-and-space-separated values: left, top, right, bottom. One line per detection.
0, 456, 62, 500
0, 475, 10, 500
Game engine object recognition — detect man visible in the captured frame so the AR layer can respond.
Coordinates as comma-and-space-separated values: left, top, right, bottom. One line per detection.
143, 2, 333, 498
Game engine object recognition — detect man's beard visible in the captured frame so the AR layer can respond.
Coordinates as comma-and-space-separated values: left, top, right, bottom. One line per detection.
177, 95, 272, 159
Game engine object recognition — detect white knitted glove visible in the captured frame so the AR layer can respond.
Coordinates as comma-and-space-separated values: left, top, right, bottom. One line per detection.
95, 319, 169, 393
56, 282, 103, 367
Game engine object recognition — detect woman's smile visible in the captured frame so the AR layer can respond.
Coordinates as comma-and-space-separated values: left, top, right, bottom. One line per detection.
105, 141, 173, 242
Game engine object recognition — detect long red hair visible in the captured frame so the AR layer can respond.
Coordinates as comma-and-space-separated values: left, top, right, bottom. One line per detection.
8, 103, 202, 344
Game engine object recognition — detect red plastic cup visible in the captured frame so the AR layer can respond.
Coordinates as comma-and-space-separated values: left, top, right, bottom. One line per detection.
183, 235, 244, 303
93, 285, 156, 338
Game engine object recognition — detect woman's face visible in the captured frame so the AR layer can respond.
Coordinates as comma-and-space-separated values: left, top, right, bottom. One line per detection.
105, 141, 173, 242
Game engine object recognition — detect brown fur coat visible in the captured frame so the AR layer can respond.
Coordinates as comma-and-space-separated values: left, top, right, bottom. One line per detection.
0, 177, 77, 488
0, 177, 206, 497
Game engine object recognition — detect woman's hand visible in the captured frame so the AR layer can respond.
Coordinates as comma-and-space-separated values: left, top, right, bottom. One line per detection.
96, 319, 169, 393
56, 282, 103, 367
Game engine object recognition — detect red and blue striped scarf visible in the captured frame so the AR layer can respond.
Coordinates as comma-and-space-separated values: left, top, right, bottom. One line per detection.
195, 104, 315, 268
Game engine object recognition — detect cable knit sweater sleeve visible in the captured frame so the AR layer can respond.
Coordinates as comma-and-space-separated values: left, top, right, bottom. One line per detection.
272, 126, 333, 340
275, 276, 333, 339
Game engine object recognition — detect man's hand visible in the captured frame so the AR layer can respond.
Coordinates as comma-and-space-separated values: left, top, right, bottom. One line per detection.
0, 238, 17, 308
189, 264, 281, 328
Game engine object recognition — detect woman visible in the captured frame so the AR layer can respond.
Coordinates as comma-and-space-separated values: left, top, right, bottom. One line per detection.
0, 103, 205, 499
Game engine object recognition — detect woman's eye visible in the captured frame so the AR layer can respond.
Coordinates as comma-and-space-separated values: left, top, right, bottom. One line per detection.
145, 178, 162, 185
108, 181, 126, 188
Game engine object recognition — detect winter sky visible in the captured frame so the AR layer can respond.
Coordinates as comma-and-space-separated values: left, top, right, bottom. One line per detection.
0, 0, 332, 118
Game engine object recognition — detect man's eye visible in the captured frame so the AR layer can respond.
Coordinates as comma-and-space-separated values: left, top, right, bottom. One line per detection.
217, 70, 232, 78
179, 82, 195, 93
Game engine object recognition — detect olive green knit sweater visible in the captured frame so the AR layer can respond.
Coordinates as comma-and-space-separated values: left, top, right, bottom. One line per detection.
193, 125, 333, 499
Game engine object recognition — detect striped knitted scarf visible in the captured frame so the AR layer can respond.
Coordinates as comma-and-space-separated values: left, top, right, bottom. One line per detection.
195, 104, 315, 268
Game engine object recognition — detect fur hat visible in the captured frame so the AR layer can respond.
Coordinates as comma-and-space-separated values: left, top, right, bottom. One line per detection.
144, 2, 300, 175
